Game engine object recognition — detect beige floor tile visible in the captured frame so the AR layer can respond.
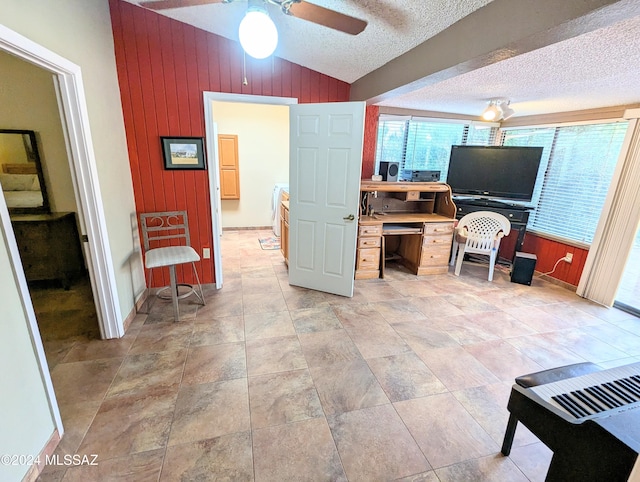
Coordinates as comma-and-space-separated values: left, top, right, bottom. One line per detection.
410, 295, 466, 319
34, 229, 639, 482
77, 388, 177, 460
129, 322, 193, 355
244, 310, 296, 340
106, 349, 187, 398
298, 329, 363, 367
392, 319, 460, 351
248, 369, 324, 429
168, 378, 250, 446
309, 359, 389, 415
464, 340, 544, 382
452, 382, 539, 448
246, 335, 308, 376
506, 334, 586, 369
182, 342, 246, 385
243, 291, 288, 314
50, 358, 123, 405
395, 393, 499, 468
328, 404, 431, 480
253, 418, 346, 481
418, 346, 500, 391
290, 303, 343, 333
61, 449, 164, 482
367, 352, 447, 402
507, 442, 553, 482
434, 454, 529, 482
161, 432, 253, 482
196, 294, 243, 318
190, 315, 244, 346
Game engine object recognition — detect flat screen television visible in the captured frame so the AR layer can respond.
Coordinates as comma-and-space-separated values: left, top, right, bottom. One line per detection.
446, 145, 543, 202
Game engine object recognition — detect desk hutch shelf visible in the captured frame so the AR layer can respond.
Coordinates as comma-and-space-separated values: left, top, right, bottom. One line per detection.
356, 182, 457, 279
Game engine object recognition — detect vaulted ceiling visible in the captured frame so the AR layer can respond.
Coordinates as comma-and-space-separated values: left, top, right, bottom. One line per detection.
124, 0, 640, 119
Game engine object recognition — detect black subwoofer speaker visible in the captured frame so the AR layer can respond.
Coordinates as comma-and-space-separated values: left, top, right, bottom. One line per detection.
379, 162, 399, 182
511, 252, 537, 285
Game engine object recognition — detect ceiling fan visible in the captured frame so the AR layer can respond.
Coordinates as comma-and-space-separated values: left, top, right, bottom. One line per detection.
138, 0, 368, 36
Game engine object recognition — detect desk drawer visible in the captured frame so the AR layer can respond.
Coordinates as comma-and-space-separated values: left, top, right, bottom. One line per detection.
358, 236, 381, 249
420, 246, 451, 267
357, 248, 380, 270
359, 224, 382, 237
423, 222, 454, 236
422, 234, 453, 248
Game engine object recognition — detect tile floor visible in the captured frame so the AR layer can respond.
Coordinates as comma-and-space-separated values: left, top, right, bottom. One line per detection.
33, 229, 640, 481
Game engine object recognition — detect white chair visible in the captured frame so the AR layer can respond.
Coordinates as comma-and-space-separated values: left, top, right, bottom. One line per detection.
140, 211, 205, 321
450, 211, 511, 281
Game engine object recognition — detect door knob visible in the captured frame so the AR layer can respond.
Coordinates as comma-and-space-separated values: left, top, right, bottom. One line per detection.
343, 214, 355, 221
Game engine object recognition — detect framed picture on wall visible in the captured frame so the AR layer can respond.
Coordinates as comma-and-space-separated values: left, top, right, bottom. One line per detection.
161, 136, 206, 170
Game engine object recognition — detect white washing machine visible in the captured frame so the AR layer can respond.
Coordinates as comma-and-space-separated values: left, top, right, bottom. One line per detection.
272, 183, 289, 237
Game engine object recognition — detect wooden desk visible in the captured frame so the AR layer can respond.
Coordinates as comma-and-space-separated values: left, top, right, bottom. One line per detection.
355, 182, 456, 279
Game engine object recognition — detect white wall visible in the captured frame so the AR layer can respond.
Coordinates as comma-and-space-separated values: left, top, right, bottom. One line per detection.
214, 101, 289, 228
0, 1, 143, 477
0, 0, 144, 319
0, 223, 55, 481
0, 51, 77, 212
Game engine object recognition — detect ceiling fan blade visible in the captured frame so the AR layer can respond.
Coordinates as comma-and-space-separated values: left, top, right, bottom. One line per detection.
286, 1, 367, 35
139, 0, 225, 10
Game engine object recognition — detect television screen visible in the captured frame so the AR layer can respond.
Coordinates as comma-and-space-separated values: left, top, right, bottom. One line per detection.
446, 146, 543, 202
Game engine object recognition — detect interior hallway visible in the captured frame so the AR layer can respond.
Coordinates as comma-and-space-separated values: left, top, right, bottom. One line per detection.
33, 229, 640, 481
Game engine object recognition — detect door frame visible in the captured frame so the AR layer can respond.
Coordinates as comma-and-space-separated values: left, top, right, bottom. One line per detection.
0, 25, 123, 432
203, 92, 297, 288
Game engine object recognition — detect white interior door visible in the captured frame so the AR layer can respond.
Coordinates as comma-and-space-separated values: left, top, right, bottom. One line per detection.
288, 101, 365, 297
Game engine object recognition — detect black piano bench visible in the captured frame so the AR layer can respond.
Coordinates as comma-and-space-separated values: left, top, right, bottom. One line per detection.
501, 362, 602, 456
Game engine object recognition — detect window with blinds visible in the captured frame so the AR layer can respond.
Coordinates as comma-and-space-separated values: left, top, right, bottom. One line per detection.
501, 122, 629, 244
375, 117, 498, 181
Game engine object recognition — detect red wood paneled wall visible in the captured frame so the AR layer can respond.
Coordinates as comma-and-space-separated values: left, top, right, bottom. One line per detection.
109, 0, 350, 286
362, 105, 379, 179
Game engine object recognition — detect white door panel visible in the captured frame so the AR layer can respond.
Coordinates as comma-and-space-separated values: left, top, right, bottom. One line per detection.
289, 102, 365, 297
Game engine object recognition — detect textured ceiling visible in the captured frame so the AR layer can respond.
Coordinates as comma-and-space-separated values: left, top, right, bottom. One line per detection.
377, 13, 640, 117
124, 0, 494, 84
124, 0, 640, 118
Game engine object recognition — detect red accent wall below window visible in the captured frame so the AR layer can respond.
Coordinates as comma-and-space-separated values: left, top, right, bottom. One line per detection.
109, 0, 350, 287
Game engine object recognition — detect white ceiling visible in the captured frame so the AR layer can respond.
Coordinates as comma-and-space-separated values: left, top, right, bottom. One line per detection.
124, 0, 640, 118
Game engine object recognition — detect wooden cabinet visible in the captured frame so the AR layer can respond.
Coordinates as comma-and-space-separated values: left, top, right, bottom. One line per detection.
355, 220, 382, 279
280, 199, 289, 265
356, 182, 456, 278
217, 134, 240, 200
11, 212, 85, 288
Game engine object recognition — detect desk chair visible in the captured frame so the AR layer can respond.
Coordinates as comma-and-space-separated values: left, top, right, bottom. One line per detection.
140, 211, 205, 322
450, 211, 511, 281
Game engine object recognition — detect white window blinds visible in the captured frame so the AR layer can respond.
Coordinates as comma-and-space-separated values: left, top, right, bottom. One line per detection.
502, 122, 629, 244
376, 117, 498, 181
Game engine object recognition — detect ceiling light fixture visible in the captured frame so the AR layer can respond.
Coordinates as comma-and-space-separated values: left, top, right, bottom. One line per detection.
481, 101, 501, 121
239, 0, 278, 59
499, 100, 515, 120
481, 100, 516, 121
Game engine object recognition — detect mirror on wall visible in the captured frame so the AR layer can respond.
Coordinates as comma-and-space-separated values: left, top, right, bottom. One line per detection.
0, 129, 49, 214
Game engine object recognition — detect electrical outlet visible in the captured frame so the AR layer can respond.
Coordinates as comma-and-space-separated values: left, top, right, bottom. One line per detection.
564, 252, 573, 263
203, 247, 211, 259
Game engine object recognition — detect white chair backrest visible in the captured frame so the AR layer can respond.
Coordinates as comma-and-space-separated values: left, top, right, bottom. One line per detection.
140, 211, 192, 252
457, 211, 511, 251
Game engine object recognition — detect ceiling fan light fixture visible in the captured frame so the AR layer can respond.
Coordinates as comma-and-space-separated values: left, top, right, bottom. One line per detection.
481, 101, 501, 121
239, 2, 278, 60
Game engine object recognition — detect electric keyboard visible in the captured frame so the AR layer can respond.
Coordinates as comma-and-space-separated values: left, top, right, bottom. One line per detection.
504, 362, 640, 481
528, 362, 640, 422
